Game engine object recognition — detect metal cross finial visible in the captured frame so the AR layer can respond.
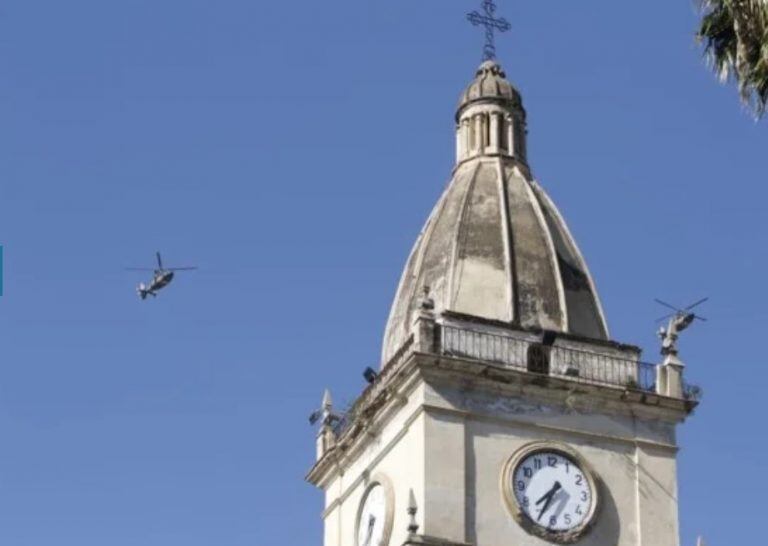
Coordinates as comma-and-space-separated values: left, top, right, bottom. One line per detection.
467, 0, 511, 61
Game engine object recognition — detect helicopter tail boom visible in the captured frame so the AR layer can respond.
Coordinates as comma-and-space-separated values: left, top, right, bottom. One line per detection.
137, 283, 156, 300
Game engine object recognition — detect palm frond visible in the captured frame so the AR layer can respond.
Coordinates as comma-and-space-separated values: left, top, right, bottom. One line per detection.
697, 0, 768, 118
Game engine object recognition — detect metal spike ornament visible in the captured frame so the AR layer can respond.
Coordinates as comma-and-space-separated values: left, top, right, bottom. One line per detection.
467, 0, 511, 61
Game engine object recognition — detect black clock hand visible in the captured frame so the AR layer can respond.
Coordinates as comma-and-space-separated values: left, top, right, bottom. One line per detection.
535, 481, 562, 521
535, 481, 561, 508
536, 493, 554, 522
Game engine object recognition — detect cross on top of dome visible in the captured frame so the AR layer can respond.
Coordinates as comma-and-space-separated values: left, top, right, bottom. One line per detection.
466, 0, 511, 61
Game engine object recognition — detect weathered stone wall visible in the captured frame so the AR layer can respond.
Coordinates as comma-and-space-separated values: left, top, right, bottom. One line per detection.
316, 370, 682, 546
421, 379, 681, 546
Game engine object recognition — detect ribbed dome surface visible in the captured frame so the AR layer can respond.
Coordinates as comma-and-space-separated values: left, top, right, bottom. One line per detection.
381, 159, 609, 365
457, 60, 522, 117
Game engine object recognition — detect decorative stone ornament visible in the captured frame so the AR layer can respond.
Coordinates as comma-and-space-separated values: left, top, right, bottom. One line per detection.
406, 488, 419, 535
356, 474, 395, 546
501, 442, 601, 544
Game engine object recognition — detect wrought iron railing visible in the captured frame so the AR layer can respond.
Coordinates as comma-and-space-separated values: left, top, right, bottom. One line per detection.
440, 324, 660, 394
330, 324, 700, 441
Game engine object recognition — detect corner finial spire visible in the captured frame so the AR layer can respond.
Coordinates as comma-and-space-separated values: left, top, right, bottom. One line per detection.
321, 389, 333, 411
467, 0, 511, 61
407, 489, 419, 535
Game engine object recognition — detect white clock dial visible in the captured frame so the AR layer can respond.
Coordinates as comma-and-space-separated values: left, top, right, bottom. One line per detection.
510, 450, 596, 534
357, 484, 387, 546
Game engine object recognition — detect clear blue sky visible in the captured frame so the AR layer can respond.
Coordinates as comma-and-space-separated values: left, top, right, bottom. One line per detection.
0, 1, 765, 545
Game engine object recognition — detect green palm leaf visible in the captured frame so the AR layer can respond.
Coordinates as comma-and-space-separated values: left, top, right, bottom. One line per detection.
698, 0, 768, 117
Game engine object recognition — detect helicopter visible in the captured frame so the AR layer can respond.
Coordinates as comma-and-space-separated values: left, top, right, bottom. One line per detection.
654, 297, 708, 356
126, 252, 197, 300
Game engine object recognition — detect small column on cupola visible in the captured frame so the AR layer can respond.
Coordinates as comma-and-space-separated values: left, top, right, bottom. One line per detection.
488, 110, 501, 153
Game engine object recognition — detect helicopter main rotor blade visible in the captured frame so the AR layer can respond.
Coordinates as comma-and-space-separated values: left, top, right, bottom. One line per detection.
693, 315, 708, 322
156, 252, 163, 270
125, 268, 156, 271
685, 297, 709, 311
167, 267, 197, 271
655, 312, 675, 323
654, 299, 681, 312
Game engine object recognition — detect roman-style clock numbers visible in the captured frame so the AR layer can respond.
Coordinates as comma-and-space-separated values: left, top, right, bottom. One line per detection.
503, 443, 600, 543
356, 476, 394, 546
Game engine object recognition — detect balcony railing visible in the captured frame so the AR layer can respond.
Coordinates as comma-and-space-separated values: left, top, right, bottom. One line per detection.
331, 322, 699, 441
440, 324, 659, 394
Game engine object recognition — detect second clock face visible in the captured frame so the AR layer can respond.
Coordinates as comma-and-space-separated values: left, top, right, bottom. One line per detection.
511, 450, 595, 534
357, 483, 387, 546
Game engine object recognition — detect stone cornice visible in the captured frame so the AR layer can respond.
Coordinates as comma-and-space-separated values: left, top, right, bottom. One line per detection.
306, 348, 692, 487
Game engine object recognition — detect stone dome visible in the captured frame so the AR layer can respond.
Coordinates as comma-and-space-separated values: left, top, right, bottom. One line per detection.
457, 60, 523, 119
381, 62, 609, 366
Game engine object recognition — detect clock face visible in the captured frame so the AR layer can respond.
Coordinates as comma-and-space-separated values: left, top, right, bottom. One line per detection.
508, 449, 597, 537
356, 484, 387, 546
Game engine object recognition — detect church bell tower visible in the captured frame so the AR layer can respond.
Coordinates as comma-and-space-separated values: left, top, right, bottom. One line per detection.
307, 17, 699, 546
